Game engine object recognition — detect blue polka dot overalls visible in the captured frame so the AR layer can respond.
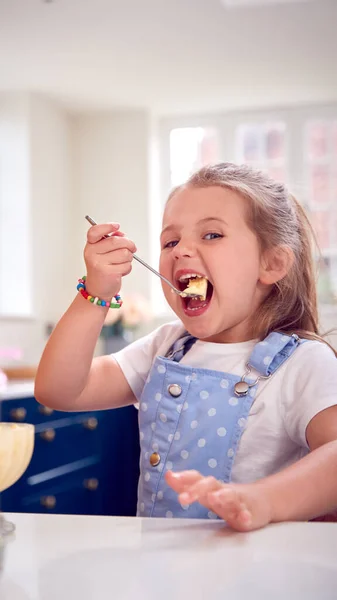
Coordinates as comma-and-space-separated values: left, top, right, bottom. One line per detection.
137, 331, 302, 519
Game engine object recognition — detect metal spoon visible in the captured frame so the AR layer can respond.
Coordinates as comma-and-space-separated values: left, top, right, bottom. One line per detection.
84, 215, 202, 299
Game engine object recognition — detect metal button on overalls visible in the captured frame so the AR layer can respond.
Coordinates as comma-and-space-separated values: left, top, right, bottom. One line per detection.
149, 452, 161, 467
168, 384, 182, 397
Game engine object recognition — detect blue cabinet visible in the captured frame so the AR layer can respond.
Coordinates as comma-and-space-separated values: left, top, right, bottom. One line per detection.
0, 396, 140, 517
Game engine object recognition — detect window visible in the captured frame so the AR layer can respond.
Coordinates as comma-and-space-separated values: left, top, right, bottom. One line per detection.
169, 127, 219, 187
151, 126, 220, 316
304, 120, 337, 303
157, 106, 337, 316
236, 122, 287, 182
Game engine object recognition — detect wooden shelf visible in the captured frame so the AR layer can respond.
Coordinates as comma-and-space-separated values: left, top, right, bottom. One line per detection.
2, 366, 37, 380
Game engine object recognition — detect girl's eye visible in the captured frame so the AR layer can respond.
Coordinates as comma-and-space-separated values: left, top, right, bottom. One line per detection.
204, 232, 223, 240
163, 240, 179, 249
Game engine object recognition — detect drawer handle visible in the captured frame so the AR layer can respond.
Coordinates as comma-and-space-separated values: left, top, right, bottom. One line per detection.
10, 407, 27, 422
39, 429, 56, 442
83, 478, 99, 491
38, 405, 54, 416
40, 495, 56, 509
83, 417, 98, 431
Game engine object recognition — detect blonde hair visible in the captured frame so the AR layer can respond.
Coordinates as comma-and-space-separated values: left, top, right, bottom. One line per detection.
169, 162, 336, 355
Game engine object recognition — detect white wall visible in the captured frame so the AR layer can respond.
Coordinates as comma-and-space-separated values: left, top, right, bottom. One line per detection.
0, 93, 73, 366
29, 95, 74, 322
72, 110, 152, 300
0, 98, 158, 367
0, 93, 31, 317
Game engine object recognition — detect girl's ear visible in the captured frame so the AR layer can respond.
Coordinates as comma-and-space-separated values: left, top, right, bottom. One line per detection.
259, 246, 294, 286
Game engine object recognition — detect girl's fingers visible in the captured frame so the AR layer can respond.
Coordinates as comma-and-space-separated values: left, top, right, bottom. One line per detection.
93, 235, 137, 255
87, 222, 121, 243
165, 470, 203, 494
166, 472, 257, 532
207, 489, 253, 531
85, 261, 133, 291
111, 230, 126, 237
207, 488, 240, 518
105, 261, 133, 277
84, 239, 137, 269
168, 472, 268, 532
224, 506, 253, 532
235, 509, 253, 531
178, 476, 222, 505
100, 248, 134, 264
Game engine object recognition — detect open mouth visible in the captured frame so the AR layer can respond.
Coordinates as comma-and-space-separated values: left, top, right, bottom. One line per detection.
176, 273, 214, 316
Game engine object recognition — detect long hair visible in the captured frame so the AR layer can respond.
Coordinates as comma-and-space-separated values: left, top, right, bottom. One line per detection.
169, 162, 336, 355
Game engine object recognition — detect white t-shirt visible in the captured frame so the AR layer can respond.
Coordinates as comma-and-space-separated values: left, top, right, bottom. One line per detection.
113, 320, 337, 484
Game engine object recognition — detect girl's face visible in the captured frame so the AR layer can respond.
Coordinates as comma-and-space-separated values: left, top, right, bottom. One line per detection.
159, 185, 267, 343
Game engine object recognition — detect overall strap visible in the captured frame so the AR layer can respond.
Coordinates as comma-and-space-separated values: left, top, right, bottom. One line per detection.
165, 333, 198, 363
248, 332, 302, 377
165, 330, 302, 375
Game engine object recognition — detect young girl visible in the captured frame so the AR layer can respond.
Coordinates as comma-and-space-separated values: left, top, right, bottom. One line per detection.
35, 162, 337, 531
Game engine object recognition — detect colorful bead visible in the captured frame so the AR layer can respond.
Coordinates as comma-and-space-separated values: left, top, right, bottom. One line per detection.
115, 294, 123, 306
77, 276, 122, 310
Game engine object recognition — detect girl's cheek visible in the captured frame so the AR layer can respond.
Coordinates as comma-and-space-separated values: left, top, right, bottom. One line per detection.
159, 254, 170, 274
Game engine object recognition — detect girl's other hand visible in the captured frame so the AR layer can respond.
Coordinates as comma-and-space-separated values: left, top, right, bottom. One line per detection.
165, 470, 272, 532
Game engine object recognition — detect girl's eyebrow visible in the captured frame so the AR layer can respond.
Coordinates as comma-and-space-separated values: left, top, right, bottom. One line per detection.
160, 224, 178, 238
161, 217, 229, 238
198, 217, 229, 227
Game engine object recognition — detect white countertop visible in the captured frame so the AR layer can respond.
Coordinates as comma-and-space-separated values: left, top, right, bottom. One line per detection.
0, 380, 35, 402
1, 513, 337, 599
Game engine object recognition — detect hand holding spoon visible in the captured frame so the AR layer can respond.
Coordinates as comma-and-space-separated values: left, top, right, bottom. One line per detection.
84, 215, 203, 299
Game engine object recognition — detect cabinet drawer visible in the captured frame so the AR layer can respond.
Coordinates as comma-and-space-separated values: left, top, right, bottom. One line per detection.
27, 414, 103, 475
21, 465, 102, 515
1, 396, 77, 425
0, 403, 140, 517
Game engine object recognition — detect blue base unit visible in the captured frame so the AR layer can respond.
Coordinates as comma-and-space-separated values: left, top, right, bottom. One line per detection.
0, 396, 140, 517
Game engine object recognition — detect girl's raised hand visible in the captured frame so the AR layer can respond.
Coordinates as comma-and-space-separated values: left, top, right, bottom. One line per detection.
84, 222, 137, 301
165, 470, 272, 532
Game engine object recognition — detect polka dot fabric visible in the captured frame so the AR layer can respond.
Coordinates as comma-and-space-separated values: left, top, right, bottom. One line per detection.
249, 332, 301, 376
137, 331, 301, 519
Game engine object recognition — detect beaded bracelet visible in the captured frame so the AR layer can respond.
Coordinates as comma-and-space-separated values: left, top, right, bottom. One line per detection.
77, 276, 122, 309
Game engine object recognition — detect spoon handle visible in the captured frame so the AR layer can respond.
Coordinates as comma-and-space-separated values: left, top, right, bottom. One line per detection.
84, 215, 182, 295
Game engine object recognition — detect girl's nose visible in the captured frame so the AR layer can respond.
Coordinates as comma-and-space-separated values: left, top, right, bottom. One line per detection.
172, 241, 196, 260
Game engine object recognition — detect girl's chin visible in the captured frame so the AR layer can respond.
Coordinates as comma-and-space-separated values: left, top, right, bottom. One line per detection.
180, 307, 217, 338
169, 299, 212, 324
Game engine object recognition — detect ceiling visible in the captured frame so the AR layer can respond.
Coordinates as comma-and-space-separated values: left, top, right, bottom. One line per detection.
0, 0, 336, 115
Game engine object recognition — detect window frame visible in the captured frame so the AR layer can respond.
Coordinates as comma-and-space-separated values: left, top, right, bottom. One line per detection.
152, 104, 337, 317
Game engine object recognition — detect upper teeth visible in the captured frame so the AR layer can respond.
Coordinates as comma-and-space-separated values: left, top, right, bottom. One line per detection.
178, 273, 206, 282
